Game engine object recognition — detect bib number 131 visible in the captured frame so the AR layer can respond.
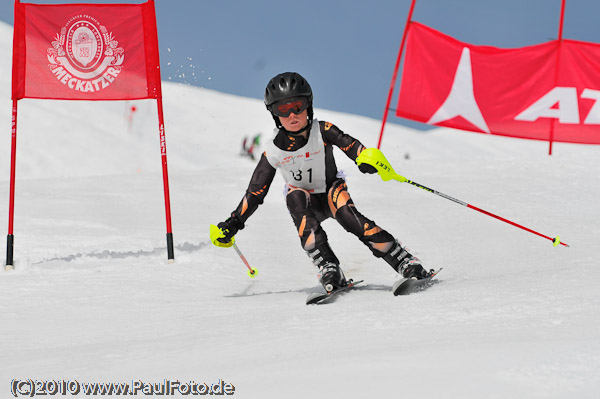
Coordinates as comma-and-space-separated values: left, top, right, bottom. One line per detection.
290, 168, 313, 183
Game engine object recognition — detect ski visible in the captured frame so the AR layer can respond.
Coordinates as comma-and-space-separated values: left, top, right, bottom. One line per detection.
392, 268, 442, 296
306, 279, 364, 305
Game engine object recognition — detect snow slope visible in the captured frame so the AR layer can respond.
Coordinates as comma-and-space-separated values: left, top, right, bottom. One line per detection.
1, 20, 599, 399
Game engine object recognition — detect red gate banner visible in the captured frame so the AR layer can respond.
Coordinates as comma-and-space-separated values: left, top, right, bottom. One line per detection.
397, 22, 600, 144
12, 1, 160, 100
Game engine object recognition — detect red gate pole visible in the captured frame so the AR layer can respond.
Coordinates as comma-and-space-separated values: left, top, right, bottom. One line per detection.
377, 0, 417, 149
156, 95, 175, 263
147, 0, 174, 263
549, 0, 567, 155
6, 100, 18, 270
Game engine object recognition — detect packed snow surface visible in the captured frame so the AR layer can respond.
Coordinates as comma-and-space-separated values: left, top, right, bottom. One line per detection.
0, 21, 598, 399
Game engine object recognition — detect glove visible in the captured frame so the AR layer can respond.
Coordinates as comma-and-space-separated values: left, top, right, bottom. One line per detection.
216, 214, 244, 244
358, 162, 378, 174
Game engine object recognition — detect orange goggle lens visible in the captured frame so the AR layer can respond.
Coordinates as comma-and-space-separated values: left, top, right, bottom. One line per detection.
272, 97, 309, 117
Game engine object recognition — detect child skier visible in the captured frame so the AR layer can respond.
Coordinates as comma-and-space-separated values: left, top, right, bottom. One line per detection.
213, 72, 431, 292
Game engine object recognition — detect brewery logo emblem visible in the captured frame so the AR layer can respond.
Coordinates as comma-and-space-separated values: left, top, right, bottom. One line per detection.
47, 14, 125, 93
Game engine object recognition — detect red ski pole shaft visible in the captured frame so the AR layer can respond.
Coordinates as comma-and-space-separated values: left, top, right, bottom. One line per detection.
404, 179, 569, 248
356, 148, 569, 247
232, 242, 252, 272
232, 242, 258, 277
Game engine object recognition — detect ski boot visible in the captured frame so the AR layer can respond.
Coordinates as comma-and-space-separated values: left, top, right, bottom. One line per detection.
383, 240, 432, 279
318, 262, 347, 293
307, 242, 347, 292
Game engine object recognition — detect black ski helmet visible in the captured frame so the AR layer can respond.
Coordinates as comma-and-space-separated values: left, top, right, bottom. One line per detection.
264, 72, 313, 129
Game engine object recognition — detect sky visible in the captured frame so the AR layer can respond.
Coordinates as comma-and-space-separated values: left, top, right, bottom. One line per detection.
2, 0, 600, 130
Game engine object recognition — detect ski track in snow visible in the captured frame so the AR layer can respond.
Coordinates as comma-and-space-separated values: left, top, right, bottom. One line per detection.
0, 21, 599, 399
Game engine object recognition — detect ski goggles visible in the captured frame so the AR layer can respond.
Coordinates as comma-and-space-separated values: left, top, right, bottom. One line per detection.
271, 97, 309, 117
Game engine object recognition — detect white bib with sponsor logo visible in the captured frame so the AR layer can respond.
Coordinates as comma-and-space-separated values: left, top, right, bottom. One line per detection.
264, 119, 327, 193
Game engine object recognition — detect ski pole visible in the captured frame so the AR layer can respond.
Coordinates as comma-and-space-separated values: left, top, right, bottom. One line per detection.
210, 224, 258, 277
232, 241, 258, 278
356, 148, 569, 248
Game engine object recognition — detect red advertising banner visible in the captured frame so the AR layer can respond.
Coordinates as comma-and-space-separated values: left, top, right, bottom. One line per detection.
397, 22, 600, 144
12, 1, 160, 100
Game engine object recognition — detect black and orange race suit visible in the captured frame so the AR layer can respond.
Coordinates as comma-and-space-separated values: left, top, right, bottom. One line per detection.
230, 121, 396, 258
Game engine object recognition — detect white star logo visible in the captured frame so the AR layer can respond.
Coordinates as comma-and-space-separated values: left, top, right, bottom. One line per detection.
427, 47, 490, 133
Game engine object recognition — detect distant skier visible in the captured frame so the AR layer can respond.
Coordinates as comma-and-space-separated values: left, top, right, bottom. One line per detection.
240, 133, 261, 160
213, 72, 431, 292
